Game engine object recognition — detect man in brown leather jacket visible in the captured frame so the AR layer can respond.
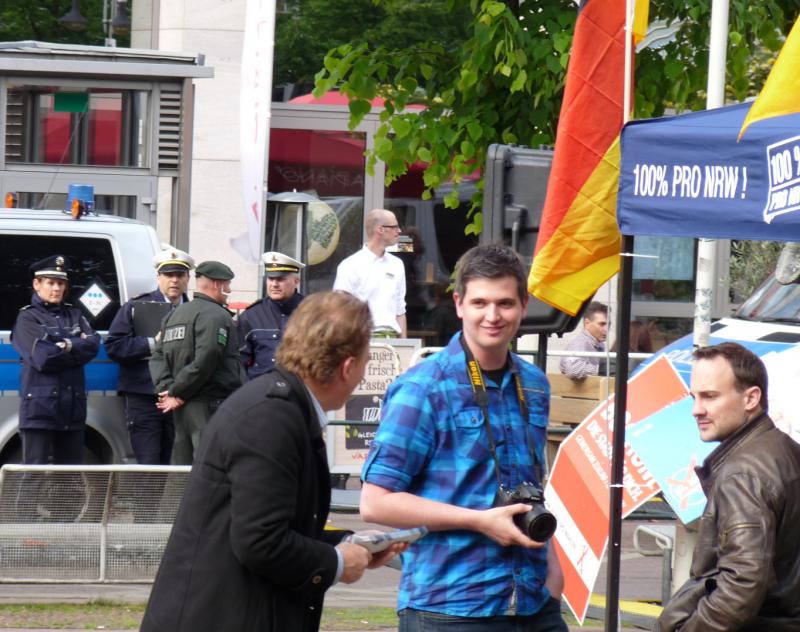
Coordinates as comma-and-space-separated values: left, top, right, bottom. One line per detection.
656, 342, 800, 631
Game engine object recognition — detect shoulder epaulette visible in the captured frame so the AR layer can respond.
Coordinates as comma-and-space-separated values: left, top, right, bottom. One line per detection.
19, 305, 32, 311
242, 299, 264, 312
264, 375, 291, 400
131, 291, 156, 301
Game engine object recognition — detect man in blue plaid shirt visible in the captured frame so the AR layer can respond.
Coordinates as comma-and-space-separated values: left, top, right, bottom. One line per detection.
361, 244, 566, 631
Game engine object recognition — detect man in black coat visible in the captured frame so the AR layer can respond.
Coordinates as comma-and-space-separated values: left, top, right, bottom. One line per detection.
141, 291, 403, 632
105, 248, 194, 464
236, 250, 305, 379
11, 255, 100, 464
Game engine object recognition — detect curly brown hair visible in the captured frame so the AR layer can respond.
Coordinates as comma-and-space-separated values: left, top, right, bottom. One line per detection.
276, 291, 373, 384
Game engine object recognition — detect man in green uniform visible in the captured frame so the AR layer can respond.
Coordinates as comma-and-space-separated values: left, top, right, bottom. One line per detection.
149, 261, 245, 464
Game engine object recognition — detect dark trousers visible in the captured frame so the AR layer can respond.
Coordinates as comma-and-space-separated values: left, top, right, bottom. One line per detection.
399, 599, 568, 632
18, 428, 86, 520
125, 393, 175, 465
21, 428, 84, 464
171, 398, 223, 465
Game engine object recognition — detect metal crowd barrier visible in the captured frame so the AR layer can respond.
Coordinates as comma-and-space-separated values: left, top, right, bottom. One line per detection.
0, 464, 190, 583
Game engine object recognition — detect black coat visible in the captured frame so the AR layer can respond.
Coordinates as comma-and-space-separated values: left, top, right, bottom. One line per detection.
236, 292, 304, 379
141, 368, 346, 632
104, 289, 186, 395
11, 294, 100, 431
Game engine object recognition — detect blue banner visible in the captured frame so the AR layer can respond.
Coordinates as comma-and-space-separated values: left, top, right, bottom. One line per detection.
627, 396, 716, 524
618, 103, 800, 241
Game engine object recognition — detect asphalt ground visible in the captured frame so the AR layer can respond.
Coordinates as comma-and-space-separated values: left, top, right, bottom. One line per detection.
0, 511, 666, 631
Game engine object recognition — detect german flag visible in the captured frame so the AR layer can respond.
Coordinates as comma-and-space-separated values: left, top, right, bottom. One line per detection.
528, 0, 635, 316
740, 17, 800, 139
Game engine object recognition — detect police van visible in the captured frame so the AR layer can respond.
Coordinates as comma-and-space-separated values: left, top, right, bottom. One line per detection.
0, 208, 161, 465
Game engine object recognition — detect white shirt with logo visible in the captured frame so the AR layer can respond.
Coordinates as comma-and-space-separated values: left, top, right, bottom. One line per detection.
333, 245, 406, 333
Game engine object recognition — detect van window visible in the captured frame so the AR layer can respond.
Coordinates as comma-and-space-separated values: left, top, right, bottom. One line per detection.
0, 235, 120, 331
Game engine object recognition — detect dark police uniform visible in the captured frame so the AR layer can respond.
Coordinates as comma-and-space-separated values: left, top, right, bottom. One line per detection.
236, 250, 306, 380
105, 289, 186, 464
150, 289, 245, 464
236, 291, 303, 379
11, 257, 100, 464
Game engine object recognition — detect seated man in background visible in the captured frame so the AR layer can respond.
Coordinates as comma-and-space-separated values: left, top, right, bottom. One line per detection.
559, 301, 608, 380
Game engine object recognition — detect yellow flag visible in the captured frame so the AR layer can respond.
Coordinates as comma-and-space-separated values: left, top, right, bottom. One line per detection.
633, 0, 650, 45
740, 19, 800, 139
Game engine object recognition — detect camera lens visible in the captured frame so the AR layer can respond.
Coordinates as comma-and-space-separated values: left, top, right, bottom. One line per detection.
514, 505, 557, 542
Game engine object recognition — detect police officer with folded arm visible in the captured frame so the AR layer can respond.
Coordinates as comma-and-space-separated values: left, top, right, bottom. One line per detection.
105, 248, 194, 464
149, 260, 245, 464
11, 255, 100, 464
236, 251, 305, 380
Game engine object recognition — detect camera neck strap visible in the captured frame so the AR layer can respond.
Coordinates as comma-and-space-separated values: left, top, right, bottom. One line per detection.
459, 335, 533, 489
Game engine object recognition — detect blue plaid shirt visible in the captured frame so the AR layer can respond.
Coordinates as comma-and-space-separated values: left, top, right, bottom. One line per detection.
362, 333, 552, 617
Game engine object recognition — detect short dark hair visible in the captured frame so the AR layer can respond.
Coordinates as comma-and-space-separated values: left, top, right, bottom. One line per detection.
453, 244, 528, 304
277, 291, 373, 384
584, 301, 608, 321
693, 342, 768, 412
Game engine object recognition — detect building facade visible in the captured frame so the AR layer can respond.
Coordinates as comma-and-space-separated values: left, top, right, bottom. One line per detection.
0, 41, 211, 249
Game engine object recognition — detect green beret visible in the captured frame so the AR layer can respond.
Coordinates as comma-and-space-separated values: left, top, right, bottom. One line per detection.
196, 260, 235, 281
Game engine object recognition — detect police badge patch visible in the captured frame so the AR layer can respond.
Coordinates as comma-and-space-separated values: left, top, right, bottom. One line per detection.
164, 325, 186, 342
217, 327, 228, 345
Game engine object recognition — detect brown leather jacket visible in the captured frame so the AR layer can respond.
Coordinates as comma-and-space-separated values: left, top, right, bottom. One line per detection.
655, 414, 800, 632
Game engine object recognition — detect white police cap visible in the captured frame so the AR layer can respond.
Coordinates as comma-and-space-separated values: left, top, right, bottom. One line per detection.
153, 247, 195, 274
261, 251, 305, 277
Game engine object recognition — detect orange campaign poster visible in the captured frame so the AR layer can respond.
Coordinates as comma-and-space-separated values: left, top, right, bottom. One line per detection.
544, 356, 689, 623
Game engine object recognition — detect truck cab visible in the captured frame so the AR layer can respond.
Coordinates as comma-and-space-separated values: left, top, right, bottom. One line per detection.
0, 209, 161, 464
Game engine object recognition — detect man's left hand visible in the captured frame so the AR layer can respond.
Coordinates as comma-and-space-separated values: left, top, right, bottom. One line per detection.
475, 503, 547, 549
157, 391, 185, 412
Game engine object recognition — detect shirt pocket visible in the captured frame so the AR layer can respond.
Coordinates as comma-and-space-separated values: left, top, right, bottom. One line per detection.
523, 387, 549, 428
249, 329, 280, 368
453, 408, 492, 462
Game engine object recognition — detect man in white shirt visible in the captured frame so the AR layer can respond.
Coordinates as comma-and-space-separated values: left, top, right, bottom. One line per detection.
334, 208, 407, 337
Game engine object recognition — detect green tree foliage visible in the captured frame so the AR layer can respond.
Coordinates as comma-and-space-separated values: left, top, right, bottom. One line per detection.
0, 0, 128, 47
275, 0, 471, 91
729, 240, 783, 301
313, 0, 799, 232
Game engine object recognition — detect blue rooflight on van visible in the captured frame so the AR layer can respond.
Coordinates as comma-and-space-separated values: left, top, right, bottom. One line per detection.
67, 183, 94, 219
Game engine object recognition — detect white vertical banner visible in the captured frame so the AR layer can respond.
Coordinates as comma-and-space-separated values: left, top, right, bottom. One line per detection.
238, 0, 276, 262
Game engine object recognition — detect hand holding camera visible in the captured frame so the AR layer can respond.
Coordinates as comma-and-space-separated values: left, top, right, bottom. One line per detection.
476, 483, 556, 548
493, 482, 557, 542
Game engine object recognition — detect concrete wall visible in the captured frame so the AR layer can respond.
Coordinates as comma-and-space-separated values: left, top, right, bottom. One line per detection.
133, 0, 260, 305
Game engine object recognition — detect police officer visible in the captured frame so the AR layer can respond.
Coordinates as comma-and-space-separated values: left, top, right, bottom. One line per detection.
11, 255, 100, 464
236, 251, 305, 380
149, 261, 245, 464
105, 248, 194, 464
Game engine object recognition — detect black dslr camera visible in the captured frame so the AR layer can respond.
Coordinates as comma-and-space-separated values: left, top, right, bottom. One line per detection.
494, 482, 557, 542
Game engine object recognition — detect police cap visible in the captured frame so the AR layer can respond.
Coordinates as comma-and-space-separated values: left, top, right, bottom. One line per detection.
196, 260, 235, 281
261, 251, 305, 278
30, 255, 69, 280
154, 247, 195, 275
